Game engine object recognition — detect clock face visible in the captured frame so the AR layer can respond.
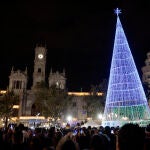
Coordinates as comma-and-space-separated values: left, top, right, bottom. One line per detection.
38, 54, 43, 59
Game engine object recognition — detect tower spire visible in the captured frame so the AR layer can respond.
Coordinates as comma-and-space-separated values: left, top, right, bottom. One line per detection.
25, 66, 27, 74
50, 67, 52, 75
11, 66, 14, 73
63, 68, 65, 76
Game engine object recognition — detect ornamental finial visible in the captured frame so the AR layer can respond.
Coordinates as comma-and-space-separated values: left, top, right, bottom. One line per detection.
114, 8, 121, 16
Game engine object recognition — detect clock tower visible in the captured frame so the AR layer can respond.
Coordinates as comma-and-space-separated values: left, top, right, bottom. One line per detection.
32, 45, 47, 88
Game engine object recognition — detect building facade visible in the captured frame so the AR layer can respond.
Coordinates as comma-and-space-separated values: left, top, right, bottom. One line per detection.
142, 52, 150, 88
8, 45, 104, 123
9, 45, 66, 117
142, 52, 150, 105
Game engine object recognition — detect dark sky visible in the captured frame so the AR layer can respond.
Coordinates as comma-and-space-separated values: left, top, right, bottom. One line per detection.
0, 0, 150, 91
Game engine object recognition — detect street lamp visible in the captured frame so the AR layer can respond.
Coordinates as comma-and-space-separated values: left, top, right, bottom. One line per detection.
35, 113, 40, 127
98, 113, 103, 120
66, 115, 72, 122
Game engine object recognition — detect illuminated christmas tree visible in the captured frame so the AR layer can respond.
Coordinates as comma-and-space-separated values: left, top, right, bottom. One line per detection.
102, 8, 150, 127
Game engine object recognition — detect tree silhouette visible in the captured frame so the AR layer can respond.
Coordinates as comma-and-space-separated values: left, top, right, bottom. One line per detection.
0, 90, 19, 128
34, 81, 71, 125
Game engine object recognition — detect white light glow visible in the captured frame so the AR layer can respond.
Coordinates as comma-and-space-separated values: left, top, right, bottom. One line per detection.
66, 115, 72, 122
103, 10, 150, 125
98, 114, 103, 120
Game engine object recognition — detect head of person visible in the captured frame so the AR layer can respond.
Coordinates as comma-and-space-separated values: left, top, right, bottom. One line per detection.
117, 123, 145, 150
90, 134, 109, 150
56, 132, 79, 150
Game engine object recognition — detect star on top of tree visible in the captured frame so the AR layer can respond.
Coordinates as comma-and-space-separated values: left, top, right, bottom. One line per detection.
114, 8, 121, 16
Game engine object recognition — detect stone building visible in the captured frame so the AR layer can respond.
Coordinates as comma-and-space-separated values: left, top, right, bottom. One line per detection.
9, 45, 66, 117
142, 52, 150, 88
8, 45, 103, 124
142, 52, 150, 105
8, 67, 28, 116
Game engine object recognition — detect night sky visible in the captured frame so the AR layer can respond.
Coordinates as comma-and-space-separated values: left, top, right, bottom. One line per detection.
0, 0, 150, 91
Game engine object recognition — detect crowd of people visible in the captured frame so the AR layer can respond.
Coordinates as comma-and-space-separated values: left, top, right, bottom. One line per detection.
0, 122, 150, 150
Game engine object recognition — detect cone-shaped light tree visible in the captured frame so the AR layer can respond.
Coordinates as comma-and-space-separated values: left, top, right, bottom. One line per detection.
102, 8, 150, 127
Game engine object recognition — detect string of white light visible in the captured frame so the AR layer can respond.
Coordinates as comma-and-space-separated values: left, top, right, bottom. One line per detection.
103, 10, 150, 126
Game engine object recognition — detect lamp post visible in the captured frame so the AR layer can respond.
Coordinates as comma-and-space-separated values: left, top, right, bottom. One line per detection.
98, 113, 103, 124
66, 115, 72, 127
35, 113, 40, 128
